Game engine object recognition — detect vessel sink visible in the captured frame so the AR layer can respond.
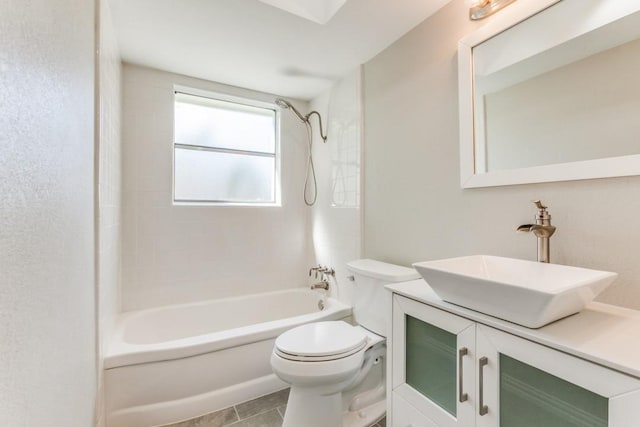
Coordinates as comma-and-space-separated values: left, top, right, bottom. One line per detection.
412, 255, 617, 328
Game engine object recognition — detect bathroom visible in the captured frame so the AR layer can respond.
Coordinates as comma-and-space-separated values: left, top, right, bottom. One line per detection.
3, 0, 640, 426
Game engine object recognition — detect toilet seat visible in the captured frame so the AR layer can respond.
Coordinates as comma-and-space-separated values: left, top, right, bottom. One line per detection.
275, 321, 368, 362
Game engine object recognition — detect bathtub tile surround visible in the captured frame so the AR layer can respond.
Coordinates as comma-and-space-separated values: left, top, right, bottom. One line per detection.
121, 64, 314, 311
162, 389, 385, 427
309, 68, 363, 307
96, 0, 123, 425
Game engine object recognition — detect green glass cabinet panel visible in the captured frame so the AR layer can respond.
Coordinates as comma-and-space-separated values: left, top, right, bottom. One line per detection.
405, 315, 457, 416
500, 354, 608, 427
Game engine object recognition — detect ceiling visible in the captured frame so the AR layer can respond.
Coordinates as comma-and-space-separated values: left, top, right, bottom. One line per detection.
108, 0, 452, 101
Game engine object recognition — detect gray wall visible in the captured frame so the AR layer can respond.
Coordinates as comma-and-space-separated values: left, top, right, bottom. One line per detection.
0, 0, 97, 425
363, 0, 640, 309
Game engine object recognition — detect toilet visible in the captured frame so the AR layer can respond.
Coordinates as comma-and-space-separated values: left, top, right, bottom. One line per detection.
271, 259, 420, 427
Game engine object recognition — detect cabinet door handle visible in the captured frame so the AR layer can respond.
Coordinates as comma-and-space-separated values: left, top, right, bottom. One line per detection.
479, 356, 489, 416
458, 347, 468, 403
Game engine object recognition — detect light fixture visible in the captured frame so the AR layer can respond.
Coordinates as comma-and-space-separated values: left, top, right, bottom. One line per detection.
465, 0, 517, 20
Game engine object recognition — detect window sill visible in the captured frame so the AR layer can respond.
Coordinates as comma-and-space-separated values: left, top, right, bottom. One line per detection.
172, 201, 282, 207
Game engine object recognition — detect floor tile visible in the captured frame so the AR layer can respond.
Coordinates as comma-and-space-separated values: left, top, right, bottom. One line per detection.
158, 389, 384, 427
162, 406, 238, 427
269, 395, 383, 427
235, 388, 290, 420
227, 408, 282, 427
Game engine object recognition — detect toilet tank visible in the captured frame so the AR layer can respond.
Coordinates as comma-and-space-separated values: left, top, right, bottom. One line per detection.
346, 259, 420, 337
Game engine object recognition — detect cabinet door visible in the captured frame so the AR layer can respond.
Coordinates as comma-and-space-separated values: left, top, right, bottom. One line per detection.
392, 295, 476, 427
392, 393, 438, 427
476, 325, 640, 427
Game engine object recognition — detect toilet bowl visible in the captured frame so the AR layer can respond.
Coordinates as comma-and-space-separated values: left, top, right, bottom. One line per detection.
271, 259, 420, 427
271, 321, 385, 427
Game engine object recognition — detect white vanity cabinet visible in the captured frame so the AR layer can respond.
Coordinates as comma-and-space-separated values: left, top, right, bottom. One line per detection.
392, 295, 476, 426
391, 294, 640, 427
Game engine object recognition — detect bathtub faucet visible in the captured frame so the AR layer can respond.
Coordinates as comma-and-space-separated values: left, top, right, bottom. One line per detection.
310, 281, 330, 291
309, 264, 335, 279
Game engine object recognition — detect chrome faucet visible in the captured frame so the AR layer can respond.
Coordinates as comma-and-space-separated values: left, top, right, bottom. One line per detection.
309, 265, 335, 278
517, 200, 556, 263
310, 281, 330, 291
309, 265, 333, 291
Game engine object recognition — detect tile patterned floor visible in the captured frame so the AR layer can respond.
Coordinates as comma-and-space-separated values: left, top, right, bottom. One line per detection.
161, 388, 386, 427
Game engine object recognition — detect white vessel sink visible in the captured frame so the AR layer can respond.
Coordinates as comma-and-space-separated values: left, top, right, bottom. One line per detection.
412, 255, 617, 328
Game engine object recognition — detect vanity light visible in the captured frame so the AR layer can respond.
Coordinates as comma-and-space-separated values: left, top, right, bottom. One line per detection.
466, 0, 516, 20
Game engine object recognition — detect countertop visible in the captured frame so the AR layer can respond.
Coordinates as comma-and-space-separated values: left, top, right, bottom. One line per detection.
387, 279, 640, 378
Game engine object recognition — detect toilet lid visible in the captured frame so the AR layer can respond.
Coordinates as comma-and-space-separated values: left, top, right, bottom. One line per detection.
275, 321, 368, 359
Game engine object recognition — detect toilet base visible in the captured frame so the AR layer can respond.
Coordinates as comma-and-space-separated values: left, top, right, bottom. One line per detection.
344, 400, 385, 427
282, 386, 342, 427
282, 388, 386, 427
343, 391, 386, 427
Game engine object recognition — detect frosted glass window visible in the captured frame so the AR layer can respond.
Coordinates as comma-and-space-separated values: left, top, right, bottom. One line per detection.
173, 91, 278, 204
175, 93, 275, 153
175, 148, 274, 203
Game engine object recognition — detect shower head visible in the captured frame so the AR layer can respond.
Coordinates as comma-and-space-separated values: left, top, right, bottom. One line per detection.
275, 97, 307, 122
275, 97, 328, 144
275, 98, 291, 109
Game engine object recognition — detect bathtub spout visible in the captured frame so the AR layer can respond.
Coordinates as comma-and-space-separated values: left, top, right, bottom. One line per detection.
310, 281, 329, 291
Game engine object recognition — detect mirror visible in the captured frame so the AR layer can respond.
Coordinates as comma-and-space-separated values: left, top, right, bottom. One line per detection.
459, 0, 640, 188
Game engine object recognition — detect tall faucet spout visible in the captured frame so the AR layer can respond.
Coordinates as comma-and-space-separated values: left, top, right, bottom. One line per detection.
517, 224, 556, 237
517, 201, 556, 263
517, 224, 536, 233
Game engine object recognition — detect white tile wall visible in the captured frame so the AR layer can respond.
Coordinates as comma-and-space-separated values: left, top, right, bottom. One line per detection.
121, 64, 314, 311
310, 69, 363, 305
96, 1, 122, 426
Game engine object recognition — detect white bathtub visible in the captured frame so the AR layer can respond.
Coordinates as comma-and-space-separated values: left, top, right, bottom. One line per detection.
104, 288, 351, 427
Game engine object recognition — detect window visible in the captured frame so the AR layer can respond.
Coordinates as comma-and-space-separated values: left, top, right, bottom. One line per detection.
173, 90, 279, 205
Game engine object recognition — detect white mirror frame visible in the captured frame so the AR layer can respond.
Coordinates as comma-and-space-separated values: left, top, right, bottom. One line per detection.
459, 0, 640, 188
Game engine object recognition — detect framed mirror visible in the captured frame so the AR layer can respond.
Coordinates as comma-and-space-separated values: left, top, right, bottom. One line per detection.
458, 0, 640, 188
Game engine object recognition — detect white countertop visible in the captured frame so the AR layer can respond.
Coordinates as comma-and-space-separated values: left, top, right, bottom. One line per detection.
387, 279, 640, 378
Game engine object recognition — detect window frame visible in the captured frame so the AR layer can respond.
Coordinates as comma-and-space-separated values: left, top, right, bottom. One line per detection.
172, 86, 281, 206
